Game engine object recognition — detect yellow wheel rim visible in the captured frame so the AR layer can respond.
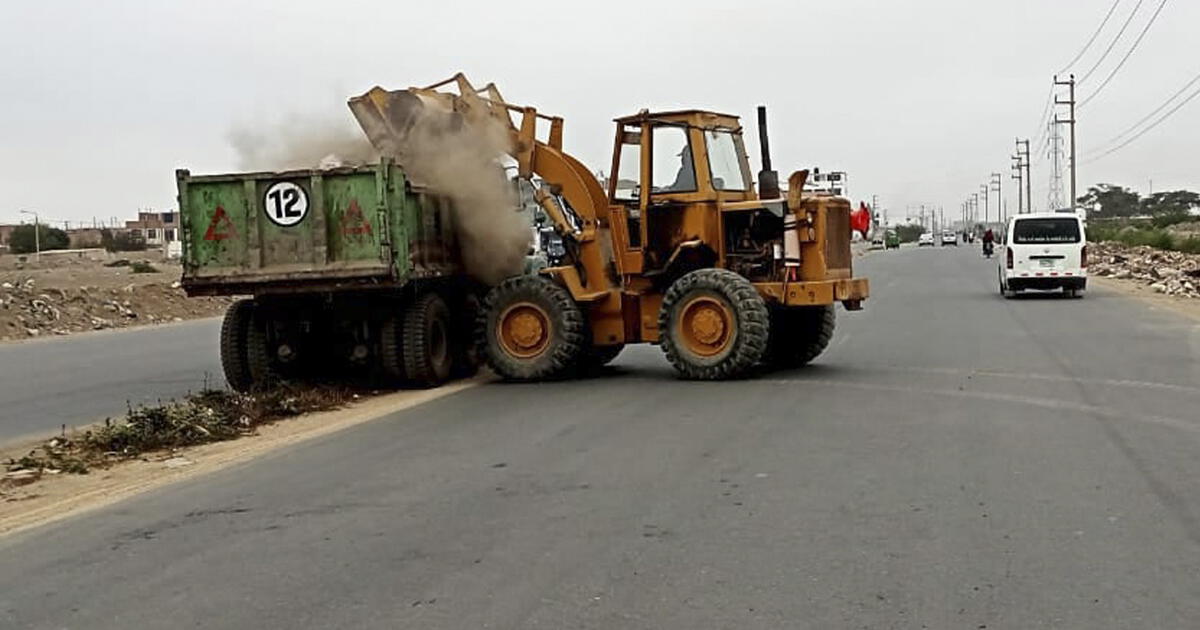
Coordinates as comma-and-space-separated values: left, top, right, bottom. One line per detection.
497, 302, 552, 359
678, 295, 734, 357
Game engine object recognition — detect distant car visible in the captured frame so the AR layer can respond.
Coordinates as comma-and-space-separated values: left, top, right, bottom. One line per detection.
998, 213, 1087, 298
885, 230, 901, 249
918, 233, 935, 247
940, 231, 958, 246
870, 236, 885, 250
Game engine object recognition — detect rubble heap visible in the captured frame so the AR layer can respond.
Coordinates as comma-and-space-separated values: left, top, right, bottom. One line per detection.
1089, 242, 1200, 298
0, 278, 235, 340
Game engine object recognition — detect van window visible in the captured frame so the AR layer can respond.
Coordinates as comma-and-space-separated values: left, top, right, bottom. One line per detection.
1012, 218, 1081, 244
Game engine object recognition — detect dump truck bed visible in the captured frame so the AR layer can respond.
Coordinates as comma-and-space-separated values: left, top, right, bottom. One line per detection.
178, 161, 462, 296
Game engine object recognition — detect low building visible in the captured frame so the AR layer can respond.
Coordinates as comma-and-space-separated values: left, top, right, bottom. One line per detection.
66, 228, 104, 249
124, 211, 180, 246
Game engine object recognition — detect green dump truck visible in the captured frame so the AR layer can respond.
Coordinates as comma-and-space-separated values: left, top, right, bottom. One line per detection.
178, 159, 481, 391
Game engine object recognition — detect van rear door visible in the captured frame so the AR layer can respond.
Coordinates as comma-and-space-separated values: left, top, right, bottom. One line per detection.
1009, 216, 1085, 277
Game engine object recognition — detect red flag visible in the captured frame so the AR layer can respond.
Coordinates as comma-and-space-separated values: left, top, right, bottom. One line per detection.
850, 202, 871, 238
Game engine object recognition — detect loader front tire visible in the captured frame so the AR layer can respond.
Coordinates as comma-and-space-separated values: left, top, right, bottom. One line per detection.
403, 292, 454, 388
659, 269, 769, 380
766, 305, 836, 369
480, 276, 586, 381
220, 299, 274, 392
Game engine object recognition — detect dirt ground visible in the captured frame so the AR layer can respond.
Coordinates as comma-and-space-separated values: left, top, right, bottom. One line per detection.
0, 249, 235, 342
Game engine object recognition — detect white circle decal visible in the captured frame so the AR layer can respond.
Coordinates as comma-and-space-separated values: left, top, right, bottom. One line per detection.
263, 182, 309, 227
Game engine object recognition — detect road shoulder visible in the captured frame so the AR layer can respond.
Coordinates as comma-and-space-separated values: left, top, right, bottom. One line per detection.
0, 381, 478, 539
1093, 276, 1200, 322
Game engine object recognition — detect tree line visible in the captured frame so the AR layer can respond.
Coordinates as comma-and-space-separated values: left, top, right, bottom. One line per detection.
1078, 184, 1199, 220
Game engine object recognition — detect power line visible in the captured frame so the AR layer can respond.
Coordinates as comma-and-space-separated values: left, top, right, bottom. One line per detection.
1031, 84, 1056, 151
1087, 68, 1200, 153
1084, 82, 1200, 164
1078, 0, 1147, 86
1079, 0, 1170, 109
1057, 0, 1124, 75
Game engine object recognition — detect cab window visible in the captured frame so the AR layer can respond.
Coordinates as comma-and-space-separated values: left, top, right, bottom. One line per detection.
613, 142, 640, 202
652, 126, 695, 193
705, 129, 747, 191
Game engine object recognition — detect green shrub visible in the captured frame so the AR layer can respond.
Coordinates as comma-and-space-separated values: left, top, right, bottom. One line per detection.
7, 224, 69, 254
5, 386, 352, 476
1176, 237, 1200, 255
1151, 212, 1193, 229
101, 229, 147, 252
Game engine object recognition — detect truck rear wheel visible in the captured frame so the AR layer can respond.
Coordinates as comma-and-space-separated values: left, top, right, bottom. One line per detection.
402, 292, 454, 388
220, 299, 274, 392
479, 276, 585, 381
659, 268, 769, 380
379, 315, 406, 384
766, 305, 836, 369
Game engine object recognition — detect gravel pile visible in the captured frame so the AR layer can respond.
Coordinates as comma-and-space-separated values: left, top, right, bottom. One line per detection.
0, 277, 234, 339
1089, 242, 1200, 298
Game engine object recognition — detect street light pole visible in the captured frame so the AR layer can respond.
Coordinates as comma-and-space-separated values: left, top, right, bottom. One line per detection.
19, 210, 40, 262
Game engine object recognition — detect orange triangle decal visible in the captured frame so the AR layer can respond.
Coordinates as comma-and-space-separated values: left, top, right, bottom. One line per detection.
204, 206, 238, 241
340, 199, 373, 236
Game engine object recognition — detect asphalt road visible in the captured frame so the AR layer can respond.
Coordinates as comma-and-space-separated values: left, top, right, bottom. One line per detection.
0, 318, 222, 444
4, 245, 1200, 629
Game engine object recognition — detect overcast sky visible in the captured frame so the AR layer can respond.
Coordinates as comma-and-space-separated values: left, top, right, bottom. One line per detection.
2, 0, 1197, 227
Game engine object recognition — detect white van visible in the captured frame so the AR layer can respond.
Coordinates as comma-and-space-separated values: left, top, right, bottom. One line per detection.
998, 213, 1087, 298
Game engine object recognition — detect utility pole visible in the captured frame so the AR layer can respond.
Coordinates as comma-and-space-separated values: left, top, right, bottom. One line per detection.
1016, 138, 1032, 212
1011, 155, 1024, 214
980, 184, 989, 224
991, 173, 1003, 225
1054, 74, 1078, 211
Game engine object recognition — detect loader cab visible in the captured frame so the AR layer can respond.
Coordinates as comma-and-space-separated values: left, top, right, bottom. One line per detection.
606, 110, 755, 275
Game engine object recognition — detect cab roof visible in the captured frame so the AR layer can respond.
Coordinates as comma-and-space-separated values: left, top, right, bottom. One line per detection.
614, 109, 742, 128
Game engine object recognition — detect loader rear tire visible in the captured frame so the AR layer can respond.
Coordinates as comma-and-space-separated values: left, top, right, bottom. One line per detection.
403, 292, 454, 388
766, 305, 836, 369
220, 299, 274, 392
659, 268, 769, 380
480, 276, 586, 381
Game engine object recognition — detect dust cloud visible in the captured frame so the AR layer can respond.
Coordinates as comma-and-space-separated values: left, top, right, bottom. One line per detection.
383, 104, 531, 285
227, 115, 378, 171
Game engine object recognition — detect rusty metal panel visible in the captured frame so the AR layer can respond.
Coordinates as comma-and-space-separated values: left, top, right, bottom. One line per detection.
178, 161, 456, 295
824, 201, 852, 272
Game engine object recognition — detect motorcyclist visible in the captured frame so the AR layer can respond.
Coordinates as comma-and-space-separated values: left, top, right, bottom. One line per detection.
982, 228, 995, 257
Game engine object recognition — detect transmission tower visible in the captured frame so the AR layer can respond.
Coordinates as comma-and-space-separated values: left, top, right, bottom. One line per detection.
1047, 118, 1066, 211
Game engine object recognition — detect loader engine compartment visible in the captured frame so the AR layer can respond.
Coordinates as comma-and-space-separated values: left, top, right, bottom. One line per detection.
723, 208, 785, 282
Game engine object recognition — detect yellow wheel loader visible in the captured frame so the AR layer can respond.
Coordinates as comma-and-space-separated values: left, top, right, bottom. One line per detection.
349, 74, 869, 381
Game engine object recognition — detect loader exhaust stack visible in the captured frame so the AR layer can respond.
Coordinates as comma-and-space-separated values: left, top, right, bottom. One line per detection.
756, 105, 780, 200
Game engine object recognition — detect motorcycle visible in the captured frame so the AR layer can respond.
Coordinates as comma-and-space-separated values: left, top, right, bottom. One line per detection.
982, 241, 994, 258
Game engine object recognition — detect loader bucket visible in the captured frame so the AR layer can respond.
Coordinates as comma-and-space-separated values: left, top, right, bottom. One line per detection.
347, 87, 462, 160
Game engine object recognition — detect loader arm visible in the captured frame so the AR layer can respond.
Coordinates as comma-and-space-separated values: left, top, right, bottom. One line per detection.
348, 73, 615, 297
